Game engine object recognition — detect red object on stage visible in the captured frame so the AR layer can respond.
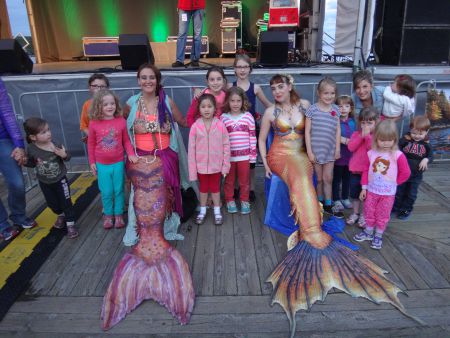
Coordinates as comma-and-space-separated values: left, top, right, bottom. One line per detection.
269, 0, 299, 28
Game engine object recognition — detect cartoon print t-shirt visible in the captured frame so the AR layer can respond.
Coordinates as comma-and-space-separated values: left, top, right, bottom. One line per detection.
367, 149, 402, 195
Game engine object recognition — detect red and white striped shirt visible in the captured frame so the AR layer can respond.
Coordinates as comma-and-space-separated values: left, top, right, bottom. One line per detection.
221, 112, 257, 163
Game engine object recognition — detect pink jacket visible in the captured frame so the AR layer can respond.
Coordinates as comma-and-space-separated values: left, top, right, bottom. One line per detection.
188, 117, 230, 181
348, 131, 372, 173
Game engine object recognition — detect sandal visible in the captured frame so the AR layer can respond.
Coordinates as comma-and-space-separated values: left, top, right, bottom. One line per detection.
67, 226, 79, 239
214, 213, 223, 226
53, 215, 65, 229
195, 213, 206, 225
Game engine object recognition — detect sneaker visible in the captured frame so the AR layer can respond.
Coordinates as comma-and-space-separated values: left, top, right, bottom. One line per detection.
227, 201, 238, 214
323, 205, 333, 215
1, 227, 20, 241
53, 215, 65, 229
67, 225, 79, 239
333, 200, 345, 211
190, 60, 200, 67
171, 61, 185, 67
397, 210, 411, 220
371, 236, 383, 250
103, 215, 114, 229
249, 190, 256, 202
241, 201, 251, 215
346, 213, 359, 225
114, 215, 125, 229
14, 218, 37, 229
353, 229, 374, 242
342, 199, 352, 209
357, 214, 366, 228
332, 209, 345, 218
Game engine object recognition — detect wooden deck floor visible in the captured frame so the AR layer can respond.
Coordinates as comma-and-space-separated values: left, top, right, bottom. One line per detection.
1, 164, 450, 337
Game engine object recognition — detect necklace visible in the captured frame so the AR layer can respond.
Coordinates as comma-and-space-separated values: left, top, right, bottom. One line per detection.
281, 105, 294, 120
139, 95, 157, 116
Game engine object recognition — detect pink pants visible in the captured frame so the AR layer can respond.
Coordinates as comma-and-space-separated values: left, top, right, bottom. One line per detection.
224, 160, 250, 202
363, 191, 395, 233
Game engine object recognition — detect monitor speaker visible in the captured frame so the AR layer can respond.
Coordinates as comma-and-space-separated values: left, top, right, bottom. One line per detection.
257, 31, 289, 66
0, 39, 33, 74
118, 34, 155, 70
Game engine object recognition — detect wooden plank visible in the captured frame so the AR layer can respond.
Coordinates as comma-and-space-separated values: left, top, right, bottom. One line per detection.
27, 195, 102, 296
70, 226, 124, 296
388, 228, 450, 256
379, 236, 427, 290
233, 211, 262, 296
391, 237, 450, 289
191, 212, 216, 296
249, 194, 279, 295
213, 208, 237, 296
418, 246, 450, 283
175, 219, 199, 270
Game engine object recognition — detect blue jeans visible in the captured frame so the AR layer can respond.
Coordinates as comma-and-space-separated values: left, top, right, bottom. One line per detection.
176, 9, 204, 62
394, 174, 422, 212
0, 138, 27, 231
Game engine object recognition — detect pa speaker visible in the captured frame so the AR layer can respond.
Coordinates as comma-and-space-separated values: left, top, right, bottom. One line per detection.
257, 31, 289, 66
118, 34, 154, 71
0, 39, 33, 74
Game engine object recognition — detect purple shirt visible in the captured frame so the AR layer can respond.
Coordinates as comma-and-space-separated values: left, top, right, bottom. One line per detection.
0, 78, 24, 148
335, 117, 356, 166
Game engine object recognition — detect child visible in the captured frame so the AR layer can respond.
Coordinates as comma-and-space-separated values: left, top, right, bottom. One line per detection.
382, 74, 416, 121
222, 87, 257, 214
305, 77, 341, 216
23, 117, 78, 238
186, 67, 227, 127
332, 95, 356, 212
188, 94, 230, 225
394, 116, 433, 219
347, 106, 379, 227
88, 89, 138, 229
228, 53, 272, 202
80, 73, 110, 142
353, 120, 410, 249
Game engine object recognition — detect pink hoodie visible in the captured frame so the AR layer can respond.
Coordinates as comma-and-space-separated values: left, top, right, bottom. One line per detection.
188, 117, 230, 181
348, 130, 373, 173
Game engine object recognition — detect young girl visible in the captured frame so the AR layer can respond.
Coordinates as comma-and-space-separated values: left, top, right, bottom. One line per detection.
186, 67, 227, 127
332, 95, 356, 212
228, 53, 272, 201
347, 106, 379, 227
305, 77, 341, 215
79, 73, 110, 142
353, 120, 410, 249
88, 89, 138, 229
23, 117, 78, 238
382, 74, 416, 121
222, 87, 257, 214
188, 94, 230, 225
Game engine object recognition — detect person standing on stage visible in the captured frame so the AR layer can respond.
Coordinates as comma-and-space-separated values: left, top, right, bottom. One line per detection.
172, 0, 205, 68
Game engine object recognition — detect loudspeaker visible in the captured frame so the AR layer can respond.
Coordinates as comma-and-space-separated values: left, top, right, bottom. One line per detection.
375, 0, 450, 65
257, 31, 289, 66
118, 34, 154, 70
0, 39, 33, 74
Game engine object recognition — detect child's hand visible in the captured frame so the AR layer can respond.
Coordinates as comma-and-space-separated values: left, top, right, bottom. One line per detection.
307, 151, 316, 163
264, 165, 272, 178
418, 158, 429, 171
54, 145, 67, 159
193, 87, 205, 100
335, 149, 341, 160
128, 155, 139, 163
359, 189, 367, 201
81, 135, 88, 143
90, 163, 97, 176
361, 125, 371, 137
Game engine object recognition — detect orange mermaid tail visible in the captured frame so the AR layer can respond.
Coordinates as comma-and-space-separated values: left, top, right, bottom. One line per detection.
266, 132, 422, 337
101, 157, 194, 330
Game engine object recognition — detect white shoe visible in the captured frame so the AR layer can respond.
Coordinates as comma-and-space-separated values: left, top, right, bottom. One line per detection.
333, 200, 345, 211
342, 199, 352, 209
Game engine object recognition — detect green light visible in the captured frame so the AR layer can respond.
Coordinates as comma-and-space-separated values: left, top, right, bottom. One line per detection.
61, 0, 83, 39
148, 6, 169, 42
99, 0, 121, 36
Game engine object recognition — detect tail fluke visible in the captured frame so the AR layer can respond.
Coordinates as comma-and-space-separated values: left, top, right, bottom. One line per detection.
267, 240, 422, 338
101, 248, 195, 330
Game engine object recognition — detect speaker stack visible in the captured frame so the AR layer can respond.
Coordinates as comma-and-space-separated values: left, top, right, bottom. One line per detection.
0, 39, 33, 74
257, 31, 289, 66
118, 34, 155, 71
375, 0, 450, 65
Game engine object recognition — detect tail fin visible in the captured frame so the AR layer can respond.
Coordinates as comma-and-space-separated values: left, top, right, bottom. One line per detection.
101, 248, 195, 330
267, 240, 423, 338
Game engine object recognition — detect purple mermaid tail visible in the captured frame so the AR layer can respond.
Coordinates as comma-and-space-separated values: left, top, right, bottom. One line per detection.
101, 156, 194, 330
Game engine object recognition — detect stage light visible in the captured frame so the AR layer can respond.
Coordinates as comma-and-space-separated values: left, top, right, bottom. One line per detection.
99, 0, 121, 36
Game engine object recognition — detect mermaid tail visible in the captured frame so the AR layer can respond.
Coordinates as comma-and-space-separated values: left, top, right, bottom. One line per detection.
266, 124, 422, 337
101, 157, 194, 330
